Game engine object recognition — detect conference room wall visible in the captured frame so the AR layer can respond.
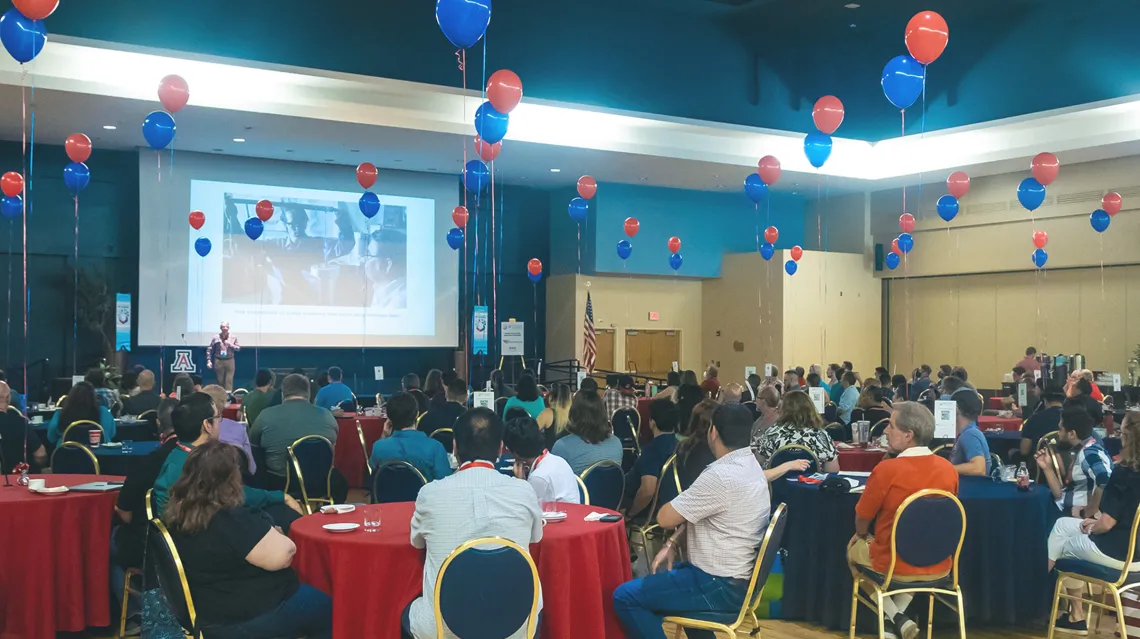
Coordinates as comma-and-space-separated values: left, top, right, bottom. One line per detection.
803, 192, 866, 255
701, 252, 784, 386
886, 265, 1140, 388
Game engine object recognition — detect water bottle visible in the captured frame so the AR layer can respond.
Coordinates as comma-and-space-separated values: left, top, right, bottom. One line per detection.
1016, 462, 1030, 492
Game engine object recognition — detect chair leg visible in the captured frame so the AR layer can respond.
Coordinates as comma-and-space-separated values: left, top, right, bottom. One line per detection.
1048, 577, 1063, 639
1113, 588, 1127, 639
849, 578, 861, 639
955, 589, 966, 639
926, 593, 934, 639
876, 592, 886, 639
118, 576, 131, 637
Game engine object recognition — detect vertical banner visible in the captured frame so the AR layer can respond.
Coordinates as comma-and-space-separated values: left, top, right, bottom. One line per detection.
115, 293, 132, 352
472, 306, 489, 355
501, 321, 525, 356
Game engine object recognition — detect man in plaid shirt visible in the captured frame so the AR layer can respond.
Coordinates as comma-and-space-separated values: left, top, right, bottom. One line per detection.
603, 374, 638, 418
1036, 401, 1112, 517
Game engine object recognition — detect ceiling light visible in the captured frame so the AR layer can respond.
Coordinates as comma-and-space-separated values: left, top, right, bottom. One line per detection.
549, 168, 561, 173
844, 3, 860, 8
102, 125, 116, 130
232, 137, 246, 143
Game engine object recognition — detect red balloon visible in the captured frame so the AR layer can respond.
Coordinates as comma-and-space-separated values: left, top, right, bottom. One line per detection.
452, 206, 469, 228
905, 11, 950, 65
1031, 152, 1059, 186
757, 156, 781, 186
13, 0, 58, 20
790, 245, 804, 262
487, 70, 523, 114
65, 134, 92, 163
891, 238, 902, 256
157, 75, 190, 114
668, 236, 681, 253
474, 136, 501, 162
1032, 230, 1048, 250
812, 96, 845, 135
899, 213, 916, 234
763, 226, 779, 244
356, 162, 378, 190
1103, 192, 1123, 216
577, 176, 597, 200
946, 171, 970, 199
188, 210, 205, 230
623, 217, 640, 238
255, 199, 274, 222
1, 172, 22, 198
527, 258, 542, 277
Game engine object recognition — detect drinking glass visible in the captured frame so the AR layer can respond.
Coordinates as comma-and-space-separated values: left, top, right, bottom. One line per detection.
363, 506, 381, 532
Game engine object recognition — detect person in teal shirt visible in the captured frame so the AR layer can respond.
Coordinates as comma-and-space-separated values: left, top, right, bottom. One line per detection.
370, 392, 453, 481
503, 373, 545, 419
153, 392, 302, 525
46, 381, 116, 444
828, 364, 846, 404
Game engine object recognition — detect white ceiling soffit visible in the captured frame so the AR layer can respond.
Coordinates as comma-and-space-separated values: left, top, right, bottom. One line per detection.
4, 37, 1140, 187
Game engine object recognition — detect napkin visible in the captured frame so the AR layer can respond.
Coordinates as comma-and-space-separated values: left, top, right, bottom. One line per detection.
583, 512, 612, 522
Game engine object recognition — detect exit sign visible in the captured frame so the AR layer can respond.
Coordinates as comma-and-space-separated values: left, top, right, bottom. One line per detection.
648, 311, 659, 321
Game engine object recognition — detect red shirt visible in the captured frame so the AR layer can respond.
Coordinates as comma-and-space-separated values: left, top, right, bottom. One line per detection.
855, 450, 959, 575
700, 378, 720, 398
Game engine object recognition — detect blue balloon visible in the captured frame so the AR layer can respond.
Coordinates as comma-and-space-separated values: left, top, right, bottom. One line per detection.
744, 173, 768, 203
881, 55, 925, 110
0, 9, 45, 64
359, 191, 380, 218
474, 101, 509, 145
447, 227, 464, 250
194, 237, 212, 257
462, 159, 489, 192
617, 239, 632, 260
669, 253, 683, 271
936, 194, 959, 222
784, 259, 797, 276
885, 252, 900, 270
528, 271, 541, 283
760, 242, 775, 261
244, 217, 264, 241
804, 133, 833, 169
0, 194, 20, 219
1017, 177, 1046, 211
435, 0, 491, 49
568, 197, 588, 222
1032, 248, 1048, 268
62, 162, 90, 193
142, 111, 177, 150
897, 232, 915, 254
1091, 209, 1111, 233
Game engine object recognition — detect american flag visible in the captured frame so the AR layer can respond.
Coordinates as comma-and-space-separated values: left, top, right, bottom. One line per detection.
582, 292, 596, 372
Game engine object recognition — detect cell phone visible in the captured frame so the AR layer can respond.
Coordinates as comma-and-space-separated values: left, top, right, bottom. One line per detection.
599, 514, 622, 523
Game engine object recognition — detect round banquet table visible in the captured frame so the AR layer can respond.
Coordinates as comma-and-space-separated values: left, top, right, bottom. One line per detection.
290, 501, 631, 639
0, 474, 123, 639
987, 396, 1005, 410
222, 403, 240, 420
333, 415, 386, 488
836, 447, 887, 472
92, 440, 163, 476
978, 415, 1022, 432
780, 475, 1053, 631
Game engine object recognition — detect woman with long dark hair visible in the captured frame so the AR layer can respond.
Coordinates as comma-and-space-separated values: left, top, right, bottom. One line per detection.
46, 381, 116, 444
504, 372, 545, 419
165, 442, 332, 639
675, 399, 717, 489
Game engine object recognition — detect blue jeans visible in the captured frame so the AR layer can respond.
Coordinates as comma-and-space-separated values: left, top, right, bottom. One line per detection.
613, 562, 748, 639
203, 585, 333, 639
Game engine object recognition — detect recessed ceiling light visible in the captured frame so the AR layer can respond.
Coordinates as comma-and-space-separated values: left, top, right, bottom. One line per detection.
549, 168, 561, 173
844, 3, 860, 8
102, 125, 116, 130
232, 138, 246, 143
639, 177, 648, 181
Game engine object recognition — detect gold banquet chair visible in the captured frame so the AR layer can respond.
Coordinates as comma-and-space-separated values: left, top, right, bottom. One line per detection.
848, 489, 966, 639
629, 454, 682, 561
61, 419, 106, 444
285, 435, 336, 514
664, 503, 788, 638
434, 537, 540, 638
148, 519, 202, 638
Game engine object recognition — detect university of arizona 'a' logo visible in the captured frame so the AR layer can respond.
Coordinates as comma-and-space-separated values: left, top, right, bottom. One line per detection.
170, 349, 196, 373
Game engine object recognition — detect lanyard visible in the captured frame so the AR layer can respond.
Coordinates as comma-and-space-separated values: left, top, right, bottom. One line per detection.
459, 460, 495, 471
531, 450, 550, 471
177, 442, 194, 453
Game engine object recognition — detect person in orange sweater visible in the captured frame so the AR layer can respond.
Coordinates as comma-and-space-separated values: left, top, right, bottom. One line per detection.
848, 402, 959, 639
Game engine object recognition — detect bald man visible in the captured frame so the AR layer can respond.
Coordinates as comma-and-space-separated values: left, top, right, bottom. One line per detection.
122, 369, 161, 416
0, 381, 46, 473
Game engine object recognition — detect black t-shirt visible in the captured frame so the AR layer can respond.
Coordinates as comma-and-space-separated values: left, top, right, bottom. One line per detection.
122, 391, 161, 416
677, 440, 716, 490
173, 507, 299, 626
1021, 405, 1062, 450
114, 438, 179, 567
0, 411, 42, 474
417, 402, 466, 437
1093, 465, 1140, 562
635, 434, 678, 481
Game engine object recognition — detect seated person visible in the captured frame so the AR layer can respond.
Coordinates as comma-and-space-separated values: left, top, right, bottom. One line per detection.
0, 369, 25, 414
676, 400, 718, 490
627, 399, 680, 520
1069, 378, 1105, 423
503, 372, 546, 419
613, 404, 769, 637
1047, 412, 1140, 635
946, 385, 991, 476
417, 377, 468, 437
153, 392, 303, 528
604, 374, 639, 416
503, 415, 579, 504
165, 442, 332, 639
750, 386, 781, 441
655, 371, 682, 402
856, 386, 892, 428
46, 381, 117, 444
1019, 381, 1065, 461
698, 366, 720, 399
313, 366, 354, 411
404, 408, 543, 639
837, 371, 860, 425
551, 390, 623, 474
849, 402, 959, 639
201, 385, 257, 475
86, 368, 122, 416
1037, 401, 1112, 517
121, 369, 161, 416
0, 381, 45, 473
753, 390, 840, 473
242, 369, 278, 427
370, 392, 452, 481
536, 382, 572, 450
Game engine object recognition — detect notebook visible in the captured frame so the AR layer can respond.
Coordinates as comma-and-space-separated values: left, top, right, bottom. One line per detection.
68, 481, 124, 492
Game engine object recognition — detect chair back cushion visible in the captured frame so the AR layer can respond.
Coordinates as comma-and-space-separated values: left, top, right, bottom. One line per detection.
438, 543, 536, 638
611, 408, 640, 446
51, 443, 98, 474
581, 461, 624, 510
62, 420, 101, 443
747, 504, 789, 611
894, 493, 963, 569
372, 461, 428, 503
147, 521, 194, 633
494, 396, 508, 417
823, 404, 838, 423
289, 437, 334, 499
431, 428, 454, 453
768, 445, 818, 476
652, 457, 681, 518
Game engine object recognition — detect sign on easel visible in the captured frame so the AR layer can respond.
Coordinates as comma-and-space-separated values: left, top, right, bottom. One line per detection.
501, 321, 524, 356
473, 392, 495, 409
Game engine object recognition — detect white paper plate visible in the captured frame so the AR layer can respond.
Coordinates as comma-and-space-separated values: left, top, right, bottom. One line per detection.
101, 442, 123, 448
33, 486, 69, 495
542, 511, 567, 522
322, 523, 360, 533
320, 504, 356, 515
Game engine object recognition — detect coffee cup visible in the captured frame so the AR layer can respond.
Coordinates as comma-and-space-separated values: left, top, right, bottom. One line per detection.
88, 429, 102, 447
27, 478, 45, 492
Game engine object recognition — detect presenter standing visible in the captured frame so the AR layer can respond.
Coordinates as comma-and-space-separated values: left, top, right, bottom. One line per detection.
207, 321, 240, 391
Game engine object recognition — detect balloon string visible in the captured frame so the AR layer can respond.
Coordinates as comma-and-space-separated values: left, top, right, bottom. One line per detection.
491, 160, 497, 351
754, 202, 759, 254
21, 80, 29, 403
73, 195, 79, 376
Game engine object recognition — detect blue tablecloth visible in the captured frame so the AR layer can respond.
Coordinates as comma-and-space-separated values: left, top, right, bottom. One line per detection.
781, 475, 1053, 630
91, 440, 162, 476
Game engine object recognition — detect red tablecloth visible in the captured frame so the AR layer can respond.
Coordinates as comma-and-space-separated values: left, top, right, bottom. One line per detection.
290, 501, 631, 639
836, 447, 887, 472
0, 474, 123, 639
222, 403, 240, 420
979, 415, 1022, 432
987, 396, 1005, 410
334, 415, 387, 488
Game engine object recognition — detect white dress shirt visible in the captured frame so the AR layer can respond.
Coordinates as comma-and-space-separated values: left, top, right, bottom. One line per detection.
527, 452, 581, 505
